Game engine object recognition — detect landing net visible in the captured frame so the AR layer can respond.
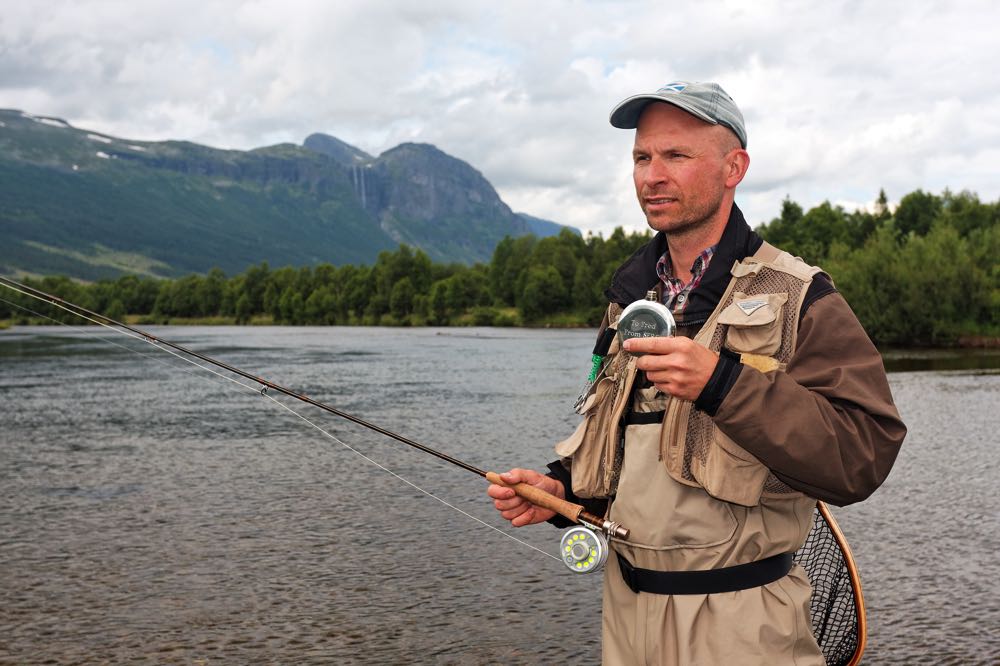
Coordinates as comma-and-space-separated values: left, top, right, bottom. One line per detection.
794, 504, 865, 666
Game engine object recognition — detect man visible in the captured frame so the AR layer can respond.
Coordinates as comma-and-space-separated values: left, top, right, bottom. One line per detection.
488, 81, 906, 665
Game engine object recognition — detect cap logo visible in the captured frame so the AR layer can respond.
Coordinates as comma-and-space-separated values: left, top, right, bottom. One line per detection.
659, 82, 687, 93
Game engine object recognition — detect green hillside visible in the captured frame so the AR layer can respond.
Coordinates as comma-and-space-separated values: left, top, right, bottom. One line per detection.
0, 110, 573, 279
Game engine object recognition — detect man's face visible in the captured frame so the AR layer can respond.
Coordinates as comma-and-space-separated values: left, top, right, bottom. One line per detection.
632, 103, 742, 235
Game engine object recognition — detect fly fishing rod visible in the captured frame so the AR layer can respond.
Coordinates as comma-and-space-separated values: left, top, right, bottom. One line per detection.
0, 275, 628, 572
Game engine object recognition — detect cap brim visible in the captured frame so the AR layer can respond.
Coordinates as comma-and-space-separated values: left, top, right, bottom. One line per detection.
609, 93, 720, 129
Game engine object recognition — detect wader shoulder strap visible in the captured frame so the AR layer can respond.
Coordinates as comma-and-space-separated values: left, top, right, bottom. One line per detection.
623, 410, 666, 426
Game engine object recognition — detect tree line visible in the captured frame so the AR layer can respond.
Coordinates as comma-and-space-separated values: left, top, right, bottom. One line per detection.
0, 227, 651, 329
2, 188, 996, 346
755, 189, 997, 345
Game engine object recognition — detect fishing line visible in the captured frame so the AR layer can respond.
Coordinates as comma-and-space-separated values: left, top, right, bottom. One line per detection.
0, 288, 559, 563
0, 291, 283, 425
2, 275, 630, 569
0, 294, 262, 396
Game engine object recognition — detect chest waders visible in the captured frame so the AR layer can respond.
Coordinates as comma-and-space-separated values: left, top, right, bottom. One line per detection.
560, 243, 866, 665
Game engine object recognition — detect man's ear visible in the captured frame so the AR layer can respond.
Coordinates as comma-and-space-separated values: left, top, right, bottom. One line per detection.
725, 149, 750, 188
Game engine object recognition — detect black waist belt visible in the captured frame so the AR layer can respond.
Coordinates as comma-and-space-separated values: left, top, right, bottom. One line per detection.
616, 551, 795, 595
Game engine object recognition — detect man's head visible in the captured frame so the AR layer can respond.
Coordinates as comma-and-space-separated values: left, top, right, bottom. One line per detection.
610, 81, 747, 149
610, 81, 750, 237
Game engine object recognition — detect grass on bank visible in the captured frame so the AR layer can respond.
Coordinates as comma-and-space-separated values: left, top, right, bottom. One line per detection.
0, 304, 609, 329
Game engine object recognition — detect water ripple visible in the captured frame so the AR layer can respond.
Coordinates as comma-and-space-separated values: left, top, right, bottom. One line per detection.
1, 326, 997, 663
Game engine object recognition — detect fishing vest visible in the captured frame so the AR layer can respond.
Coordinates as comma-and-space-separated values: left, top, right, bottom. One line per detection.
556, 242, 823, 508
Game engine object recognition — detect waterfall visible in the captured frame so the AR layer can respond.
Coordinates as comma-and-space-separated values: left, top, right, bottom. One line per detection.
351, 164, 368, 209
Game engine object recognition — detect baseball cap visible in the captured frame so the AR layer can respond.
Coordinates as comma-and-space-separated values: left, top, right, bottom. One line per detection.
609, 81, 747, 148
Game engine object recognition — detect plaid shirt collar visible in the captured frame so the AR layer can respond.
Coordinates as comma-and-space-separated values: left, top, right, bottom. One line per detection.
655, 245, 718, 313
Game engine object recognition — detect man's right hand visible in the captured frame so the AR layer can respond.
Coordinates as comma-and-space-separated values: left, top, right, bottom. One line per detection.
487, 468, 565, 527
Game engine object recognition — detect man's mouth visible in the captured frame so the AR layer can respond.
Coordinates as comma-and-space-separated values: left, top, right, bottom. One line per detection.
645, 196, 677, 205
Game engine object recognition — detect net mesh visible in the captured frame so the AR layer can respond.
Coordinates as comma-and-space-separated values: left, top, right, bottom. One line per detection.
794, 507, 860, 666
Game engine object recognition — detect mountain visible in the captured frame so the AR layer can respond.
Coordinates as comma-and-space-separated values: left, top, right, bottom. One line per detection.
0, 109, 577, 280
516, 212, 579, 238
303, 133, 373, 166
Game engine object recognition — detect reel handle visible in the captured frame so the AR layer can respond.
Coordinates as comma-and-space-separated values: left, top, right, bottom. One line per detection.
485, 471, 630, 540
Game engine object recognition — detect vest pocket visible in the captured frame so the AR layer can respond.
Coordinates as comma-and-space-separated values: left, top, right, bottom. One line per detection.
717, 292, 788, 356
555, 354, 636, 499
690, 427, 770, 507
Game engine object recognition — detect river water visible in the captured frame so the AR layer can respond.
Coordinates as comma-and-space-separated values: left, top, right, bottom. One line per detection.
0, 326, 997, 665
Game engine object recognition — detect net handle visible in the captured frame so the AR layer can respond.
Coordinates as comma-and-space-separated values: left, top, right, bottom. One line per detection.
817, 501, 867, 666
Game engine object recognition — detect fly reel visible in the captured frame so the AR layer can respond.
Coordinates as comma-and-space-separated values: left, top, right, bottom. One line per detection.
560, 525, 610, 574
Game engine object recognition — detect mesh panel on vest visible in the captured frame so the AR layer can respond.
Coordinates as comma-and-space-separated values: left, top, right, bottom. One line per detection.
683, 266, 807, 492
683, 408, 715, 481
763, 471, 798, 495
794, 508, 860, 666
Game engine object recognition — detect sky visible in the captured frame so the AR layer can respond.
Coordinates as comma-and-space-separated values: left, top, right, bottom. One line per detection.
1, 0, 997, 236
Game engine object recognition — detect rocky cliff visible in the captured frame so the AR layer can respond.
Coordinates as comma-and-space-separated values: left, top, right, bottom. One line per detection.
0, 109, 573, 280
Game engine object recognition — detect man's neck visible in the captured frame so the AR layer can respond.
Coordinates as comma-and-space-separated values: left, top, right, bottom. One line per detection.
665, 203, 732, 281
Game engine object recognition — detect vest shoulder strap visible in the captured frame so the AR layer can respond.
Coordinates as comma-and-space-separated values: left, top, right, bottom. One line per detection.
733, 241, 821, 282
752, 240, 782, 263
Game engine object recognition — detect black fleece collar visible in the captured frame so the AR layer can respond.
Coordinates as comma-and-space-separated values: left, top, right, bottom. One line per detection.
604, 203, 763, 326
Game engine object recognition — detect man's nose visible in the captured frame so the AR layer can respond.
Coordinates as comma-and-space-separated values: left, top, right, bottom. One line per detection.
643, 157, 670, 186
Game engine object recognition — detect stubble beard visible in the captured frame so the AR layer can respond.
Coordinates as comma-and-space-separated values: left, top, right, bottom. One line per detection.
641, 190, 726, 240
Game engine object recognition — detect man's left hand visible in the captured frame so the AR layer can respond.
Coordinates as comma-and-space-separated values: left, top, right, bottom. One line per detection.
623, 336, 719, 401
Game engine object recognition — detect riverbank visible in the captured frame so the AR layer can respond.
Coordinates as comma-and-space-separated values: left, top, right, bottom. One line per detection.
0, 306, 587, 330
880, 346, 1000, 372
957, 335, 1000, 349
3, 315, 998, 350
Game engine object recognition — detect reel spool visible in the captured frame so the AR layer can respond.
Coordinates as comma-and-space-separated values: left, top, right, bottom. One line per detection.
560, 525, 610, 574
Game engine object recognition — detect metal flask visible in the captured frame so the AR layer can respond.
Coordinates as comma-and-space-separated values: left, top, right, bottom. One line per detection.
617, 290, 676, 353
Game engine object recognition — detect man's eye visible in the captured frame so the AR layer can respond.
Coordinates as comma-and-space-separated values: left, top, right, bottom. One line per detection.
634, 154, 649, 163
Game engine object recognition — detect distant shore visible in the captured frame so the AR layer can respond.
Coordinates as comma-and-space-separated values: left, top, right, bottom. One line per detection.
3, 317, 998, 352
956, 335, 1000, 349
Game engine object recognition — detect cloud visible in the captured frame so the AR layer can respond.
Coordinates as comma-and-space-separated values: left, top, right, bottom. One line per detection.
1, 0, 997, 235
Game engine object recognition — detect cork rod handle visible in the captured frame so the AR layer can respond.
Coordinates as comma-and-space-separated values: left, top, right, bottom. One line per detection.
485, 471, 584, 524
